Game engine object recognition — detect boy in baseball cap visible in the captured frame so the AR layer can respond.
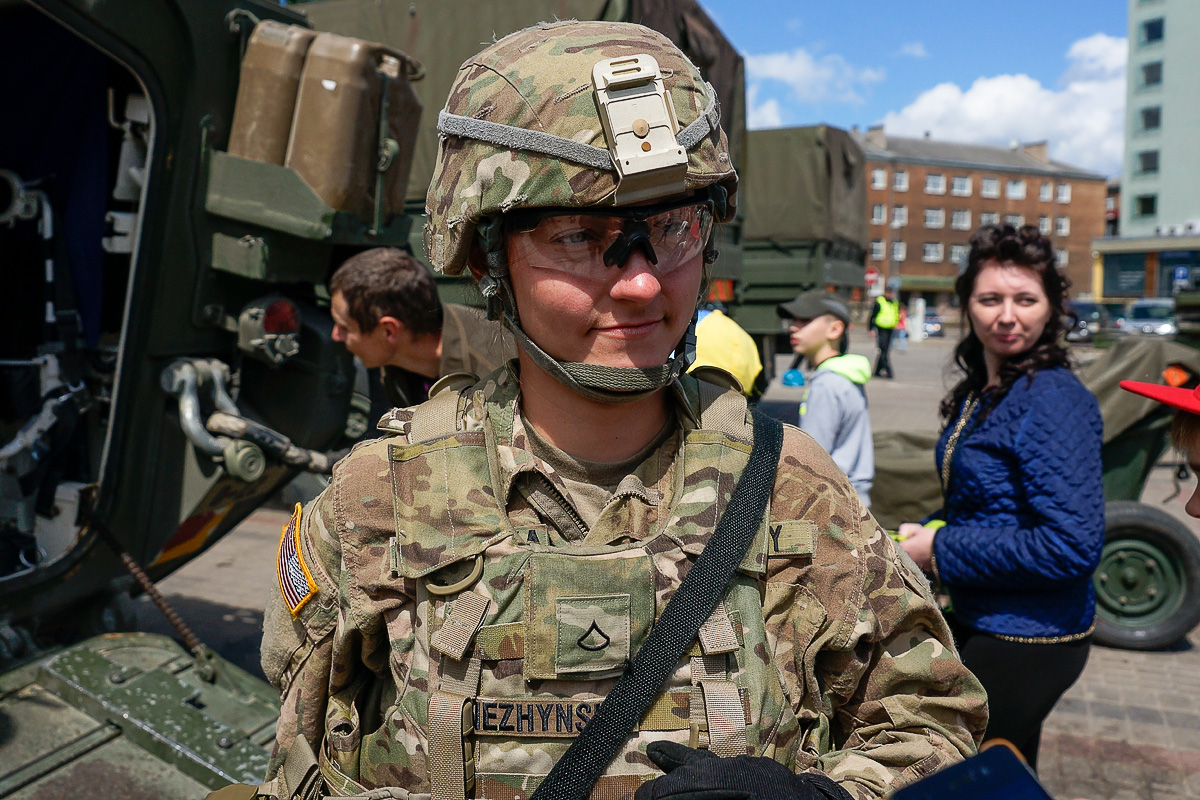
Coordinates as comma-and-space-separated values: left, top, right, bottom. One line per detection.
777, 290, 874, 505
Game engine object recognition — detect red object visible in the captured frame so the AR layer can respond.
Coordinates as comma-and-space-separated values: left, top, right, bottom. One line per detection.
263, 299, 300, 334
865, 266, 881, 285
1120, 378, 1200, 414
706, 279, 734, 303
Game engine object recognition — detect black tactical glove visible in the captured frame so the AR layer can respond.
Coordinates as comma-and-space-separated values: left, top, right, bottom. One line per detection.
634, 741, 853, 800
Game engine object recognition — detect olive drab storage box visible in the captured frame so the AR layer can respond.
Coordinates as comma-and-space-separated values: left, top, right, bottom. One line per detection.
227, 21, 317, 165
285, 31, 421, 221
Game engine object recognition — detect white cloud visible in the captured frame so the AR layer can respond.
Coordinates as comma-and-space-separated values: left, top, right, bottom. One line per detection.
747, 84, 783, 128
746, 48, 885, 107
881, 33, 1126, 176
898, 42, 928, 59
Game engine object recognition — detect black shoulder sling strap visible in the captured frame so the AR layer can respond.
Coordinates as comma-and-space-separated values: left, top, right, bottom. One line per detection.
530, 410, 786, 800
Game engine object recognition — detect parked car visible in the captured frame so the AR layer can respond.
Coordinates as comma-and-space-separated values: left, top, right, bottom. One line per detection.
1119, 298, 1177, 336
1066, 300, 1114, 343
1102, 301, 1129, 328
923, 310, 946, 337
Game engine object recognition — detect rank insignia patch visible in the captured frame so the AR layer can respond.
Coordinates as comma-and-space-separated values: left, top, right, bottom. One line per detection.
277, 503, 317, 617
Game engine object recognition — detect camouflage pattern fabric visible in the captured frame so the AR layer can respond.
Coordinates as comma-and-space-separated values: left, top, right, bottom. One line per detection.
423, 20, 738, 275
260, 369, 987, 800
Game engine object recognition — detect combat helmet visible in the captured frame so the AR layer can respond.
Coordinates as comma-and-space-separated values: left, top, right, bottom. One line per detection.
424, 20, 738, 403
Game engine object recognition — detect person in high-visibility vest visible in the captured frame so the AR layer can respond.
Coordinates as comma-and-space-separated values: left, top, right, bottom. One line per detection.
869, 286, 900, 378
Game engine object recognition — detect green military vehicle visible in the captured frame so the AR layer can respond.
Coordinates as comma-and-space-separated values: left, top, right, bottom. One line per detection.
0, 0, 752, 795
0, 0, 423, 794
731, 125, 868, 375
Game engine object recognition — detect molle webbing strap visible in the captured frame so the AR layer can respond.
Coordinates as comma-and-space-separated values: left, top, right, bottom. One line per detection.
528, 411, 784, 800
429, 691, 475, 800
431, 591, 491, 661
698, 681, 744, 757
410, 386, 463, 439
436, 83, 719, 170
697, 603, 740, 655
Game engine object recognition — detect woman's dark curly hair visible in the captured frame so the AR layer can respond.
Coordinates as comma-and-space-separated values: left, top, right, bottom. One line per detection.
939, 224, 1071, 421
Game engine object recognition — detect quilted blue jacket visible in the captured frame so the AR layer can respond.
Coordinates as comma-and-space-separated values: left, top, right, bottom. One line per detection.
931, 367, 1105, 639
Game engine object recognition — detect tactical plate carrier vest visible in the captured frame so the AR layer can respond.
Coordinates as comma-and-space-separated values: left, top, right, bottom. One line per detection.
316, 375, 825, 800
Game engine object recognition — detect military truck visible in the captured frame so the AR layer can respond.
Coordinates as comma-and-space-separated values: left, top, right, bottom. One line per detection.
0, 0, 422, 794
731, 125, 868, 375
300, 0, 748, 307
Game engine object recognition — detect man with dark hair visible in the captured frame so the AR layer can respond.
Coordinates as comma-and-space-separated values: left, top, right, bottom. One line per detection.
778, 290, 874, 506
329, 247, 514, 406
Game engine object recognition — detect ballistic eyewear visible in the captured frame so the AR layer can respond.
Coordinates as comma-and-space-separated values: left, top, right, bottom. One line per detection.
505, 195, 714, 280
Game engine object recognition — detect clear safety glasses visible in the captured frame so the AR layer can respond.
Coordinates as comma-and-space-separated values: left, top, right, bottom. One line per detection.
505, 197, 714, 280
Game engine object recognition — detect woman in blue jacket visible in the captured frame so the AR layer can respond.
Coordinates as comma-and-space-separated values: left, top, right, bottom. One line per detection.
899, 224, 1104, 770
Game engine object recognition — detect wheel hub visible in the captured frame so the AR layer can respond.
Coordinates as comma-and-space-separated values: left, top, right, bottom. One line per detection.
1095, 539, 1183, 623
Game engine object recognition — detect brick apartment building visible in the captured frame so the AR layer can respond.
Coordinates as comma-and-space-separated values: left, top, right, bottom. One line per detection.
853, 126, 1107, 305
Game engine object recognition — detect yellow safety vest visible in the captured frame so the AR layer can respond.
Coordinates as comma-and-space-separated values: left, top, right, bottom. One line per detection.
873, 297, 900, 329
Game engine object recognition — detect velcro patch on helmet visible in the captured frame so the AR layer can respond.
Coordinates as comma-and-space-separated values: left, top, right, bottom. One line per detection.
277, 502, 317, 617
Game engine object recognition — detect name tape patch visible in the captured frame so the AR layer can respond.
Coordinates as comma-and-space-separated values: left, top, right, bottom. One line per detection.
472, 698, 597, 737
277, 503, 318, 617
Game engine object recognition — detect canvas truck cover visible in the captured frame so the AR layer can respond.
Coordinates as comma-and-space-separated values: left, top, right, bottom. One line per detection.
301, 0, 746, 208
741, 125, 867, 246
870, 336, 1200, 529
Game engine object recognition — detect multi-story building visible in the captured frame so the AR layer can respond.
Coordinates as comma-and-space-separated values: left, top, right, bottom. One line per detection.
1093, 2, 1200, 300
855, 126, 1107, 304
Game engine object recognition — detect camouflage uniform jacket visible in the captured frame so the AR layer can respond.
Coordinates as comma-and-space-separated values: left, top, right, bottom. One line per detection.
262, 368, 986, 800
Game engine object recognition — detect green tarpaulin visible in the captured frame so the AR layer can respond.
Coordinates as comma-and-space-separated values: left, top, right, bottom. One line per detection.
740, 125, 867, 247
871, 337, 1200, 529
300, 0, 746, 207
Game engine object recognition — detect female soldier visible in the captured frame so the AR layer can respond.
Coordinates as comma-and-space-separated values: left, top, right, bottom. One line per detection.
257, 21, 986, 800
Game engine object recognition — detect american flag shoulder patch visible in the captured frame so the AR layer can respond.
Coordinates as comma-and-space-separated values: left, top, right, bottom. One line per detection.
277, 503, 317, 617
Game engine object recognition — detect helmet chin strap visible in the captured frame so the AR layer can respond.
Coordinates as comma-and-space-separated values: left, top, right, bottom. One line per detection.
476, 218, 708, 404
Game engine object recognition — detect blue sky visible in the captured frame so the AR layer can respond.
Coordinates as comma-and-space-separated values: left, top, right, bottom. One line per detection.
700, 1, 1129, 176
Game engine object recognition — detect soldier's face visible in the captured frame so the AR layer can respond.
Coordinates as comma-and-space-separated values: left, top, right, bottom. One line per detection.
506, 238, 704, 370
331, 292, 393, 369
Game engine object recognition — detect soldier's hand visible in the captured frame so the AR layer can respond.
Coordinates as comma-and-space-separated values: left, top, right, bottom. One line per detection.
634, 741, 852, 800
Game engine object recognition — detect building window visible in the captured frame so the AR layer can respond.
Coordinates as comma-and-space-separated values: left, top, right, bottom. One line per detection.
980, 211, 1000, 226
1142, 106, 1162, 130
951, 209, 971, 230
1005, 214, 1024, 227
1142, 61, 1163, 87
925, 208, 945, 228
951, 176, 971, 196
893, 170, 909, 191
1057, 183, 1072, 203
892, 205, 908, 226
1006, 180, 1026, 200
950, 244, 969, 266
923, 243, 944, 263
892, 241, 906, 262
1039, 182, 1052, 201
1135, 194, 1157, 217
1057, 249, 1069, 267
1140, 17, 1164, 45
981, 177, 1000, 198
1106, 196, 1116, 212
871, 168, 887, 190
871, 204, 886, 224
925, 173, 946, 195
1138, 150, 1160, 174
870, 240, 885, 260
1038, 215, 1051, 234
1055, 216, 1071, 236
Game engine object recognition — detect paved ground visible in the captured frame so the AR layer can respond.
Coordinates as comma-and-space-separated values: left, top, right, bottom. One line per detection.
136, 329, 1200, 799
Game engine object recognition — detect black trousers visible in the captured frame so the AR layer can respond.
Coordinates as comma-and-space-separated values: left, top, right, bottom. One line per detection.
948, 615, 1091, 771
873, 327, 895, 378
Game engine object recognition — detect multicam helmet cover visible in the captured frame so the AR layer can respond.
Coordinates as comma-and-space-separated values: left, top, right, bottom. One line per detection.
424, 19, 738, 277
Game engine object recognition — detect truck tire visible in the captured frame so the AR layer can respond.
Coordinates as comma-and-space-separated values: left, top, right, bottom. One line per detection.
1093, 500, 1200, 650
